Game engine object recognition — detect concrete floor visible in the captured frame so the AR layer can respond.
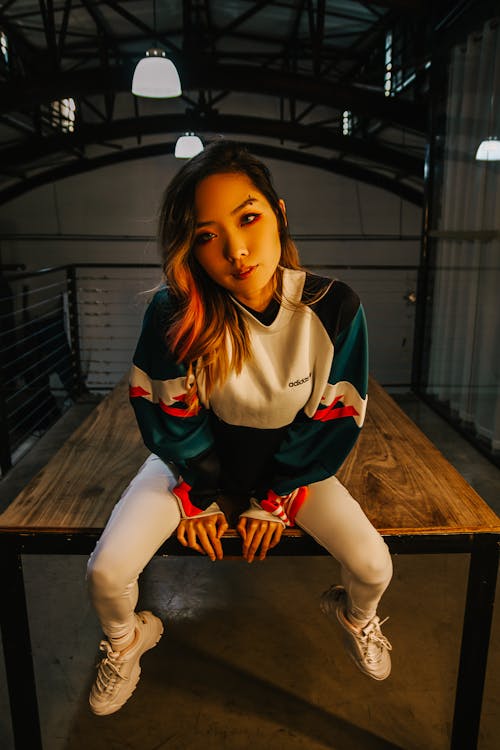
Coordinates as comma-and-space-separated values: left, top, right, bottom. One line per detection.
0, 394, 499, 750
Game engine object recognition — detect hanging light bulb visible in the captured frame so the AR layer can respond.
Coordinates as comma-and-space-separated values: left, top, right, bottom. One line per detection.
475, 136, 500, 161
132, 48, 181, 98
132, 0, 181, 98
175, 133, 204, 158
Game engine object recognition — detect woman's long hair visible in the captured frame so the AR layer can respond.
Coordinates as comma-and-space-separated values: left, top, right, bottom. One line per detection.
158, 140, 302, 406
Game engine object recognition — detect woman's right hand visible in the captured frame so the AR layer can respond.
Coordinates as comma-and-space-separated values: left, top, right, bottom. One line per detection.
176, 512, 228, 561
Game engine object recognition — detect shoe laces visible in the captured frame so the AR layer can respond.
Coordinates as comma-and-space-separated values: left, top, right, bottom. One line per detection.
358, 617, 392, 664
94, 640, 128, 694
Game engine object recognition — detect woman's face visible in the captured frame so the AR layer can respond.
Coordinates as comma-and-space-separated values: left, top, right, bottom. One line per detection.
192, 172, 285, 312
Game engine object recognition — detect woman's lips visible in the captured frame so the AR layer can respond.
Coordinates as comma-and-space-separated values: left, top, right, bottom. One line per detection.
233, 266, 256, 280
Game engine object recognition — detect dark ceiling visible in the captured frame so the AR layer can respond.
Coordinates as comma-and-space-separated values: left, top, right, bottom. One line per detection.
0, 1, 465, 205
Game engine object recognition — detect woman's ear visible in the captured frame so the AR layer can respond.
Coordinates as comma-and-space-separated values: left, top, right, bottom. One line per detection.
278, 198, 287, 224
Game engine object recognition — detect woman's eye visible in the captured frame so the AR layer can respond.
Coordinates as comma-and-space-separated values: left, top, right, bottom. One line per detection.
241, 212, 260, 226
195, 232, 216, 245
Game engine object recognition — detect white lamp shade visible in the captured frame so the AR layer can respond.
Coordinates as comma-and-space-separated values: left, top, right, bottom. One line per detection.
175, 134, 204, 158
475, 137, 500, 161
132, 50, 181, 98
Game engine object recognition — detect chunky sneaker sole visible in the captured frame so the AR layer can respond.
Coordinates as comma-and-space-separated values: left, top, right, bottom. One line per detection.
320, 585, 392, 681
89, 610, 164, 716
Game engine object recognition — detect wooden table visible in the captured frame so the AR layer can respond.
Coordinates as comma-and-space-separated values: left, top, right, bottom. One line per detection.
1, 379, 499, 750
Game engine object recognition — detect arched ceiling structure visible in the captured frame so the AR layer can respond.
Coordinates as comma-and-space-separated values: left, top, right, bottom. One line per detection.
0, 0, 459, 206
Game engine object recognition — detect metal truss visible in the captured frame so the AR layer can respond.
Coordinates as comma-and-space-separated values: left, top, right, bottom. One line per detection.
0, 0, 458, 203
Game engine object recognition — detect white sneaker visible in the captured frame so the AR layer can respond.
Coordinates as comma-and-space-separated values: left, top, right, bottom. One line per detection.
89, 611, 164, 715
320, 585, 392, 681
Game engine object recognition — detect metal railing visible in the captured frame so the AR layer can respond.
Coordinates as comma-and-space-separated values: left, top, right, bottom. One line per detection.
2, 261, 420, 476
75, 264, 160, 390
2, 247, 497, 472
1, 267, 80, 474
0, 264, 160, 475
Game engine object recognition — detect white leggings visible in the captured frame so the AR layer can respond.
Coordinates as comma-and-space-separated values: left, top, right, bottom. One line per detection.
87, 455, 392, 644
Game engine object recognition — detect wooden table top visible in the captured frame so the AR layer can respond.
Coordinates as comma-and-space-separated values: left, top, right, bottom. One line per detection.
1, 378, 499, 536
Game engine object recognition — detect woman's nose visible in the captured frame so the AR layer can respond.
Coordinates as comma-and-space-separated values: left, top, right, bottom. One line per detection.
223, 231, 249, 261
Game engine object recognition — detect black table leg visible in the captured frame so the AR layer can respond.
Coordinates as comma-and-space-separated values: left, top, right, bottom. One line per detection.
450, 534, 499, 750
0, 541, 43, 750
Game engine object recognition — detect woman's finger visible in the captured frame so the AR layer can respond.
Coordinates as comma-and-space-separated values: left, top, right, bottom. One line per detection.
205, 519, 224, 560
195, 523, 217, 561
241, 519, 258, 558
269, 522, 284, 549
258, 522, 278, 561
215, 514, 229, 539
245, 522, 267, 563
236, 516, 247, 541
176, 520, 188, 547
186, 521, 205, 555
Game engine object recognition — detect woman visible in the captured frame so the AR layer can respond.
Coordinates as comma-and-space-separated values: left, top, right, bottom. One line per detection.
87, 140, 393, 717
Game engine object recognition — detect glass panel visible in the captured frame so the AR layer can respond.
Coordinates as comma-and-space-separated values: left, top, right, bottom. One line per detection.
424, 18, 500, 458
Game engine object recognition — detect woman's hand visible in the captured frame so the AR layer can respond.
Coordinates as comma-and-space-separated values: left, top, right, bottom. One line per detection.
236, 516, 284, 563
177, 513, 228, 561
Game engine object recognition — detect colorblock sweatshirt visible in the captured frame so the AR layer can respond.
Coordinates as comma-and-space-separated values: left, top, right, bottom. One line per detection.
129, 267, 368, 525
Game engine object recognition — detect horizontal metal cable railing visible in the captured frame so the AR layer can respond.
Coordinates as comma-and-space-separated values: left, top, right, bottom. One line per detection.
1, 262, 418, 476
0, 264, 161, 475
1, 267, 77, 474
75, 264, 161, 390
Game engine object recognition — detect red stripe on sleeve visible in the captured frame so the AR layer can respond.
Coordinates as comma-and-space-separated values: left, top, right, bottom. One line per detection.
172, 481, 204, 517
313, 395, 359, 422
159, 396, 202, 417
129, 385, 150, 398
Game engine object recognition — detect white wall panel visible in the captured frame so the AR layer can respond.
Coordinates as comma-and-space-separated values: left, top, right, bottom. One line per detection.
0, 155, 422, 389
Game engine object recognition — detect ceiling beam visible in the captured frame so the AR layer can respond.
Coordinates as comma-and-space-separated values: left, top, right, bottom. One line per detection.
0, 62, 427, 130
0, 112, 423, 175
57, 0, 73, 63
38, 0, 58, 70
102, 0, 181, 55
213, 0, 274, 40
360, 0, 427, 11
0, 140, 423, 206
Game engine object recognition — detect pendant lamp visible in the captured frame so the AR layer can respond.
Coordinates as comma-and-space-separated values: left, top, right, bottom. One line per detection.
175, 133, 204, 158
132, 48, 181, 98
475, 29, 499, 161
132, 0, 181, 98
475, 137, 500, 161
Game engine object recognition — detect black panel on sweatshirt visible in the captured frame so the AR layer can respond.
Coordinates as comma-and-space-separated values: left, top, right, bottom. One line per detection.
211, 415, 290, 496
302, 275, 360, 344
238, 298, 280, 326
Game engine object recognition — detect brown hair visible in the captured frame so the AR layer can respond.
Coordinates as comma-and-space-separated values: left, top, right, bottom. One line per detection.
158, 140, 302, 406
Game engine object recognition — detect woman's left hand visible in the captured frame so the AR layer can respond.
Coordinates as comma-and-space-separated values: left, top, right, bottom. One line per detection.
236, 516, 284, 563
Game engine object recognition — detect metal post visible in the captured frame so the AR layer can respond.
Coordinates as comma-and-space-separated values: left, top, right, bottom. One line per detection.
450, 535, 499, 749
0, 271, 13, 474
0, 364, 12, 474
410, 4, 446, 393
0, 540, 43, 750
66, 265, 85, 397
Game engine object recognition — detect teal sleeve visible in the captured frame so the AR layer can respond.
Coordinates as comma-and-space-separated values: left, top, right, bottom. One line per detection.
268, 305, 368, 495
129, 290, 219, 504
